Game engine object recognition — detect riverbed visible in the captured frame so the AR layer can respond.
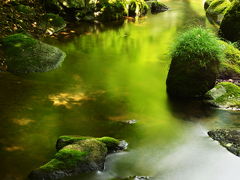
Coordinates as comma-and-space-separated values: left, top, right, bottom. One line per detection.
0, 0, 240, 180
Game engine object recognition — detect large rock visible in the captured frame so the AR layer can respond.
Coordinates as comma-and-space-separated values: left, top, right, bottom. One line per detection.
205, 0, 231, 25
0, 33, 65, 73
218, 40, 240, 79
29, 136, 127, 180
208, 129, 240, 156
205, 82, 240, 109
166, 27, 223, 98
220, 0, 240, 42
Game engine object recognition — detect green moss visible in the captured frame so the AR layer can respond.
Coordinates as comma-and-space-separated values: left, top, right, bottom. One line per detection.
57, 136, 121, 152
56, 136, 90, 151
1, 33, 65, 73
206, 82, 240, 108
218, 40, 240, 78
97, 137, 120, 151
220, 0, 240, 42
166, 27, 224, 98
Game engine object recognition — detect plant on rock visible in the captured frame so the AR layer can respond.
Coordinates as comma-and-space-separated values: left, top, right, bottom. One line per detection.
166, 27, 224, 98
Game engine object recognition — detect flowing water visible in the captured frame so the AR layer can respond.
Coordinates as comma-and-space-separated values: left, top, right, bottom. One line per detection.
0, 0, 240, 180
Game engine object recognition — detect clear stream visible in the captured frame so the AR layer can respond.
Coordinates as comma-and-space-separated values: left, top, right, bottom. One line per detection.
0, 0, 240, 180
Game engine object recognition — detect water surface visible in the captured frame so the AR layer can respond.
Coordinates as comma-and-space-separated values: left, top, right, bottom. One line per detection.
0, 0, 240, 180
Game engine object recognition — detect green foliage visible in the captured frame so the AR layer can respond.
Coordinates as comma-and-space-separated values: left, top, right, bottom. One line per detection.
171, 27, 223, 67
128, 0, 148, 17
206, 82, 240, 108
166, 27, 224, 98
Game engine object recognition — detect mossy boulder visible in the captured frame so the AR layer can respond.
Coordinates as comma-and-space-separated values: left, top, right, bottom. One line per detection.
218, 40, 240, 79
146, 1, 168, 14
205, 0, 231, 25
205, 82, 240, 109
220, 0, 240, 42
29, 136, 127, 180
40, 13, 66, 34
0, 33, 65, 74
166, 27, 223, 98
208, 129, 240, 156
56, 136, 127, 152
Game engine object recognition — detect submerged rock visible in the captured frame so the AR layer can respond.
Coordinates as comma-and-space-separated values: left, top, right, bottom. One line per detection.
218, 40, 240, 79
208, 129, 240, 156
205, 82, 240, 110
166, 27, 223, 98
29, 136, 127, 180
0, 33, 65, 74
220, 0, 240, 42
147, 1, 168, 14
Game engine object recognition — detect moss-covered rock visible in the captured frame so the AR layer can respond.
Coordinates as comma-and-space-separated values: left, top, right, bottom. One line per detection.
42, 0, 148, 22
208, 129, 240, 156
146, 1, 168, 14
0, 33, 65, 73
220, 0, 240, 42
205, 0, 231, 25
205, 82, 240, 109
30, 136, 127, 180
56, 135, 127, 152
218, 40, 240, 79
166, 27, 223, 98
40, 13, 66, 34
29, 139, 107, 180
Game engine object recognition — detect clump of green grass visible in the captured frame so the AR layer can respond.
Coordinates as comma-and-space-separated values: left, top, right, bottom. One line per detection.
166, 27, 224, 98
171, 27, 223, 67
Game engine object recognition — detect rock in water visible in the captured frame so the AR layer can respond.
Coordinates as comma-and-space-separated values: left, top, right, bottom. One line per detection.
146, 1, 168, 14
166, 27, 223, 98
208, 129, 240, 156
0, 33, 65, 74
220, 0, 240, 42
205, 82, 240, 110
29, 136, 127, 180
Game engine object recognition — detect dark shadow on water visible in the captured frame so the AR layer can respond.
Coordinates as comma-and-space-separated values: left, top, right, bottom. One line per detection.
167, 96, 217, 122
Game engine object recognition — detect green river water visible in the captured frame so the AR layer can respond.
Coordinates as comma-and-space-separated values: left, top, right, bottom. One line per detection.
0, 0, 240, 179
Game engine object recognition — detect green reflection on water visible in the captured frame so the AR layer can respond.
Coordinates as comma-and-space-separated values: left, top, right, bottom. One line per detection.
0, 0, 239, 180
